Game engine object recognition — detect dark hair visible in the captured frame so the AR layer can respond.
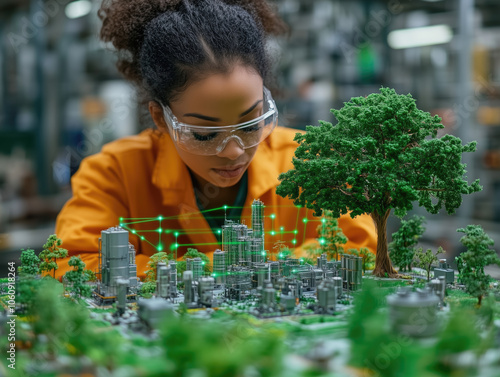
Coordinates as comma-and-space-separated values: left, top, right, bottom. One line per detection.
99, 0, 286, 104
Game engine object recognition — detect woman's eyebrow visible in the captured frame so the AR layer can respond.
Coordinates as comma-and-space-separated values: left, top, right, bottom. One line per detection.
183, 99, 263, 122
239, 99, 263, 117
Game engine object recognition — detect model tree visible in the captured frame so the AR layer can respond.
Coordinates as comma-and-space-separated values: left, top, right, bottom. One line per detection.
64, 256, 92, 298
414, 247, 443, 281
277, 87, 481, 277
456, 225, 500, 306
316, 211, 347, 260
38, 234, 68, 278
18, 248, 40, 276
389, 215, 426, 272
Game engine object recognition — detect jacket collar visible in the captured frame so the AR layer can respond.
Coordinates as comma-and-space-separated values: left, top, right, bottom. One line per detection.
152, 132, 280, 206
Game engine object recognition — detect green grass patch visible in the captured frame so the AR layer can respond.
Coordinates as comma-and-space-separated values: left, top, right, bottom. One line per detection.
446, 289, 478, 309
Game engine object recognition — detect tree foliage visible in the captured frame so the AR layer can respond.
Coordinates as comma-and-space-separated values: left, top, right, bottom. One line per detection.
389, 215, 426, 272
456, 225, 499, 306
18, 248, 40, 276
38, 234, 68, 278
414, 247, 443, 281
277, 87, 481, 277
144, 251, 173, 283
64, 256, 92, 298
316, 211, 347, 260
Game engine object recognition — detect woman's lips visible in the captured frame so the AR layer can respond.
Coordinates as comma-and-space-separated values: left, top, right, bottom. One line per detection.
212, 165, 245, 178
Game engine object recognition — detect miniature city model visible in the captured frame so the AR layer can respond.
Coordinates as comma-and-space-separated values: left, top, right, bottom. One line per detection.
96, 199, 365, 319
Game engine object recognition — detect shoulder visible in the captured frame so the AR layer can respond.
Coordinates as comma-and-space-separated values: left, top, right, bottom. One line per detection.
100, 129, 160, 158
75, 129, 160, 179
263, 126, 303, 170
266, 126, 304, 151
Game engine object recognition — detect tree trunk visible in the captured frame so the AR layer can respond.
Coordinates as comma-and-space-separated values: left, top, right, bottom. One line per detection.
371, 209, 398, 278
478, 295, 483, 307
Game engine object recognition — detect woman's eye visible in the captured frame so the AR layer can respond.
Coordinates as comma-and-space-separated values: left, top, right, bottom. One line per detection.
242, 123, 262, 133
192, 132, 217, 141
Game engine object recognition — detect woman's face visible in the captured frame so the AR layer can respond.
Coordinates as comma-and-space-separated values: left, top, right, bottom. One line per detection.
157, 65, 264, 189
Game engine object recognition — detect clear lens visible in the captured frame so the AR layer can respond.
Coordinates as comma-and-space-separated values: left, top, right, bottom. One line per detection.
162, 88, 278, 156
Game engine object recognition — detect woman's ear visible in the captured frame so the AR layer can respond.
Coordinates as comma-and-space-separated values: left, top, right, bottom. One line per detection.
149, 101, 168, 132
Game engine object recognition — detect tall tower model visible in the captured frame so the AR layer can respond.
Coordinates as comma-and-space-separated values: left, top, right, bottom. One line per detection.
251, 199, 264, 240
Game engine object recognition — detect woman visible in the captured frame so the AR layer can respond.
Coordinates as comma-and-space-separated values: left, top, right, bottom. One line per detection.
54, 0, 376, 279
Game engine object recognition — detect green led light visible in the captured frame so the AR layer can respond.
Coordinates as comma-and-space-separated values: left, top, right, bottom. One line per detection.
270, 214, 276, 219
319, 238, 325, 245
322, 218, 326, 223
302, 218, 308, 223
141, 236, 145, 240
212, 273, 216, 277
278, 253, 283, 258
157, 228, 162, 233
294, 230, 298, 235
119, 224, 123, 227
119, 217, 123, 222
292, 269, 297, 273
280, 226, 284, 231
174, 232, 179, 237
261, 251, 266, 256
217, 229, 222, 234
132, 230, 137, 234
201, 261, 205, 265
157, 245, 163, 251
292, 239, 297, 244
223, 205, 228, 210
158, 215, 163, 221
270, 231, 275, 236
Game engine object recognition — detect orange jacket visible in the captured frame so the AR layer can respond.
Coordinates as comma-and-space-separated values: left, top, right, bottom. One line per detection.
54, 127, 376, 280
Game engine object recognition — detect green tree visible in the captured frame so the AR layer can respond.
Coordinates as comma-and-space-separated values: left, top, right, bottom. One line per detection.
414, 247, 443, 281
277, 87, 481, 277
176, 248, 211, 277
18, 248, 40, 276
38, 234, 68, 278
317, 211, 347, 260
64, 256, 92, 298
144, 251, 173, 283
456, 225, 500, 306
389, 215, 426, 272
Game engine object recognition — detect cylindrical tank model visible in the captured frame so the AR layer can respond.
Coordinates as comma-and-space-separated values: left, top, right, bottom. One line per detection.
387, 288, 439, 337
116, 278, 129, 314
198, 277, 215, 307
261, 281, 276, 311
100, 227, 130, 296
158, 266, 169, 298
333, 276, 343, 298
255, 263, 267, 288
183, 271, 195, 305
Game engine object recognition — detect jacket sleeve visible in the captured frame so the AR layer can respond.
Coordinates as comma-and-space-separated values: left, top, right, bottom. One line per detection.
293, 212, 377, 259
53, 152, 128, 280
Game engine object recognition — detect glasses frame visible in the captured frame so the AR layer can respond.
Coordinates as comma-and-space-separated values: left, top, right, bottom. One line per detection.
159, 87, 278, 155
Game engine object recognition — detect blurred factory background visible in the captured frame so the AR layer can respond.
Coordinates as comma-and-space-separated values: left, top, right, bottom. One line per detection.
1, 0, 500, 275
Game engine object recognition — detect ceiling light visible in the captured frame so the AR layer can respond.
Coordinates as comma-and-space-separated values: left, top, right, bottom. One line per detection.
65, 0, 92, 19
388, 25, 453, 49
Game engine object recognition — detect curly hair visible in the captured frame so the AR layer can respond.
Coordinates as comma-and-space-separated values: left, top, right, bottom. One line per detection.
99, 0, 286, 104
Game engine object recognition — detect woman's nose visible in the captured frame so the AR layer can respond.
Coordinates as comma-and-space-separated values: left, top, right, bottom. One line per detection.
216, 136, 245, 160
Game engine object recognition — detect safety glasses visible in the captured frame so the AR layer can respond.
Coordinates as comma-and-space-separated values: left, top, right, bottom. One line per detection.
160, 87, 278, 156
